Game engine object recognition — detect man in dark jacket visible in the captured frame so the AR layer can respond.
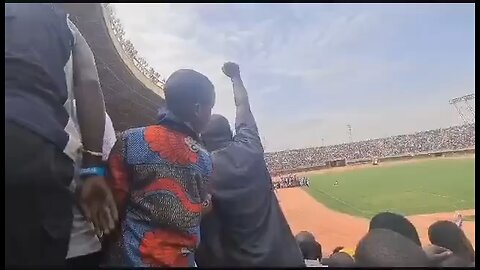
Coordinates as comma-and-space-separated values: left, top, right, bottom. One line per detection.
196, 62, 304, 267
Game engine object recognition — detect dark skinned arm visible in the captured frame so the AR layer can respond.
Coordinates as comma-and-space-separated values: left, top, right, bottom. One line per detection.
70, 19, 105, 167
69, 19, 118, 235
222, 62, 262, 150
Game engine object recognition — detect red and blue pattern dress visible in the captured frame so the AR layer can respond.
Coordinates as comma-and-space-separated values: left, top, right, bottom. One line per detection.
104, 125, 212, 267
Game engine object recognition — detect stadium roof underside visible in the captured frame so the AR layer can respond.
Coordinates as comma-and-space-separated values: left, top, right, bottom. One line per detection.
59, 3, 166, 132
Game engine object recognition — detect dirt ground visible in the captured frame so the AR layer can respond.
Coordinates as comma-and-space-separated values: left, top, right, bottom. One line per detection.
277, 188, 475, 256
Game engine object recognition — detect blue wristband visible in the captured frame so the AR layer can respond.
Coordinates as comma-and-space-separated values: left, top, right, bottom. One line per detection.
79, 167, 106, 178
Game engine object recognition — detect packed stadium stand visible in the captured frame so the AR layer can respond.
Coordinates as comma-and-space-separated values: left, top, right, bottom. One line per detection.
266, 123, 475, 173
59, 3, 165, 131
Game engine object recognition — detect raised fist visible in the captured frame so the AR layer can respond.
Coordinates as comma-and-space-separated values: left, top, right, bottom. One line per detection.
222, 62, 240, 79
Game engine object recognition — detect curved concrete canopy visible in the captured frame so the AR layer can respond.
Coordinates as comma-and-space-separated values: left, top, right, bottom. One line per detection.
59, 3, 166, 131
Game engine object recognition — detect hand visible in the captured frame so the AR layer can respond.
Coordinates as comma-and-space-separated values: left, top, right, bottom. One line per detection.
424, 244, 453, 265
331, 246, 345, 255
79, 176, 118, 236
222, 62, 241, 79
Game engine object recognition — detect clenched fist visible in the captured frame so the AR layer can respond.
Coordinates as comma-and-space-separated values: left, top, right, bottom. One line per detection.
222, 62, 240, 79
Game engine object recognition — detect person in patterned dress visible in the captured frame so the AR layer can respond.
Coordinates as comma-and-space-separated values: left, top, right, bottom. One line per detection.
103, 69, 216, 267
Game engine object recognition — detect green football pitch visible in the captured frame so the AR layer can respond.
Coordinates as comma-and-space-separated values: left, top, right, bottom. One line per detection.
306, 158, 475, 219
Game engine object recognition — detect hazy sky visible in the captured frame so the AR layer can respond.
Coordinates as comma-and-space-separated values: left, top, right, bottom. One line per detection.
111, 3, 475, 152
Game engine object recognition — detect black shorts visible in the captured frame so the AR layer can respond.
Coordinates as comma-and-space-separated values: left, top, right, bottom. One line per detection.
5, 121, 74, 267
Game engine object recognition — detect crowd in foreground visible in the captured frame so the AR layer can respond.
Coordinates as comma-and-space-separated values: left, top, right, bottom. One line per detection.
294, 212, 474, 267
5, 3, 475, 268
265, 123, 475, 172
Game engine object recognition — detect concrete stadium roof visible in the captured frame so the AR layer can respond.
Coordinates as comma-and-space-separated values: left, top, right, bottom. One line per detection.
59, 3, 165, 132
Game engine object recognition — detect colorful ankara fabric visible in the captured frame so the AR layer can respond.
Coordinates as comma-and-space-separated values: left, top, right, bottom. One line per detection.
104, 122, 212, 267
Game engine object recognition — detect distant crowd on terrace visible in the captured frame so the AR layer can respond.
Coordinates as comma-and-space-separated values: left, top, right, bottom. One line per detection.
265, 123, 475, 172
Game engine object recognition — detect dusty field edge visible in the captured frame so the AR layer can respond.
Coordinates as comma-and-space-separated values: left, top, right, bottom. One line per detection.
278, 188, 475, 255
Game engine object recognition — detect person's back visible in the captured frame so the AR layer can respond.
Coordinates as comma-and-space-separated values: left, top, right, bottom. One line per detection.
355, 229, 429, 267
198, 63, 304, 267
5, 4, 77, 267
104, 69, 216, 267
104, 125, 211, 266
211, 134, 301, 266
5, 3, 77, 153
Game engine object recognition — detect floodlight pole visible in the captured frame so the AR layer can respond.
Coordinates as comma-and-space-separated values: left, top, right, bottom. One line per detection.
347, 124, 352, 143
449, 93, 475, 124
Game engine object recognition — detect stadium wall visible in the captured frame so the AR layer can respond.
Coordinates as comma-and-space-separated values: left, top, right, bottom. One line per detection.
59, 3, 166, 132
100, 4, 165, 98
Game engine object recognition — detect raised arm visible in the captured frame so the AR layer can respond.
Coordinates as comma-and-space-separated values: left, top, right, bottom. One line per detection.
222, 62, 260, 140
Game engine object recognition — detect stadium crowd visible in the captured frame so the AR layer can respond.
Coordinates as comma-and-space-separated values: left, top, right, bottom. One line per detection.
5, 3, 474, 268
265, 123, 475, 172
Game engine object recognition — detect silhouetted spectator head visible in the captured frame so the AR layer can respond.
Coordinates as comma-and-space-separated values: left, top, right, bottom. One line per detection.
201, 114, 233, 152
428, 220, 475, 262
164, 69, 215, 133
295, 231, 316, 243
355, 229, 429, 267
300, 241, 322, 261
323, 251, 356, 267
369, 212, 421, 246
295, 232, 322, 261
